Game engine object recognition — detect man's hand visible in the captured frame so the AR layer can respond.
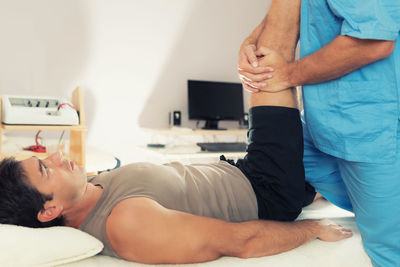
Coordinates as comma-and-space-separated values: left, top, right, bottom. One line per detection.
239, 46, 294, 93
238, 44, 274, 93
316, 219, 353, 242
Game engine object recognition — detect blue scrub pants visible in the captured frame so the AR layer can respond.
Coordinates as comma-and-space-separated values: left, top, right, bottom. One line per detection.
303, 119, 400, 267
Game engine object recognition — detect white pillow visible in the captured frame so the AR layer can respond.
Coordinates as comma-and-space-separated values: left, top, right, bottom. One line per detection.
0, 224, 103, 266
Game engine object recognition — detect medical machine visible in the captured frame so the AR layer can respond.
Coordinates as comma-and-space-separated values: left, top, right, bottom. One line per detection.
1, 95, 79, 125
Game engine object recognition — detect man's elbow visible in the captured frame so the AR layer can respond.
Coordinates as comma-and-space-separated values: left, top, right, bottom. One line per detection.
375, 40, 395, 60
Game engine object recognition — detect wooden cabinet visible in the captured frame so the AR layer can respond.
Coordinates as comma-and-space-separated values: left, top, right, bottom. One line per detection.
0, 87, 87, 167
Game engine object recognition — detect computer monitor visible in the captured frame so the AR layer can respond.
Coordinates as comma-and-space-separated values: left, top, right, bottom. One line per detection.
188, 80, 244, 130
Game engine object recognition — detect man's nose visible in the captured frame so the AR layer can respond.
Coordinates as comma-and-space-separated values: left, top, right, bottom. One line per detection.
45, 151, 64, 165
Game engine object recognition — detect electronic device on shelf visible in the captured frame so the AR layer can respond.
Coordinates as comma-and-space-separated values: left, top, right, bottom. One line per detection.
188, 80, 244, 130
196, 142, 247, 152
1, 95, 79, 125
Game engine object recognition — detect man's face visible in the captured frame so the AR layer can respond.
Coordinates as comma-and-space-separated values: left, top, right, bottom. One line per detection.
20, 152, 87, 207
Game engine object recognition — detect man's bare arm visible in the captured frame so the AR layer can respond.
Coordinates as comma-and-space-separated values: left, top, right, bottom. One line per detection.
106, 197, 352, 264
244, 36, 395, 92
287, 36, 395, 87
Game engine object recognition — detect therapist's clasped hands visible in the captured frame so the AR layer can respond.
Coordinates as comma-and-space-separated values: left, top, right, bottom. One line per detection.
238, 45, 293, 93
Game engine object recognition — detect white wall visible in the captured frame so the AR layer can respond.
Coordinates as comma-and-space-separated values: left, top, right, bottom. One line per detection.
0, 0, 271, 163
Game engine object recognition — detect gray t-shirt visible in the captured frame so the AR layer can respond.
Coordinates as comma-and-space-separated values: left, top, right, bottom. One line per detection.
79, 160, 258, 257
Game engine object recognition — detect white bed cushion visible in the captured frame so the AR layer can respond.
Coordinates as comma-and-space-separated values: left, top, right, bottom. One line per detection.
0, 224, 103, 267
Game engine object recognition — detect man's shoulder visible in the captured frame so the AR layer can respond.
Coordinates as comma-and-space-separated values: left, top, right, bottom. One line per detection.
104, 197, 167, 261
107, 197, 155, 227
106, 197, 165, 239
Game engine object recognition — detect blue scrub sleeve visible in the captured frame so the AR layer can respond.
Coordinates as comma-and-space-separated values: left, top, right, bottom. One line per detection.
327, 0, 400, 40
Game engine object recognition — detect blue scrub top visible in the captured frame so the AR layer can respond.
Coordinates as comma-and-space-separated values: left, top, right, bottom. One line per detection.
300, 0, 400, 163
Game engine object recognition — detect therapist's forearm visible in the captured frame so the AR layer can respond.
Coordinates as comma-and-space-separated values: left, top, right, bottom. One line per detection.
287, 35, 395, 87
256, 0, 301, 62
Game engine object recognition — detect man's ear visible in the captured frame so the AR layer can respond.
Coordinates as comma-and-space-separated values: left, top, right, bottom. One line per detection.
37, 204, 63, 223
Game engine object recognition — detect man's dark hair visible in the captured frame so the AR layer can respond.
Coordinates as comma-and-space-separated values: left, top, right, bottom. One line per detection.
0, 157, 64, 227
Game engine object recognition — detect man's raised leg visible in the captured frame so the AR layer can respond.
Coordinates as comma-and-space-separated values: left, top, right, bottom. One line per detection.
235, 88, 315, 221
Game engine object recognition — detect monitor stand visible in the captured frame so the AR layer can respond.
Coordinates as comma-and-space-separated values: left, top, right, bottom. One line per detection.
202, 120, 226, 130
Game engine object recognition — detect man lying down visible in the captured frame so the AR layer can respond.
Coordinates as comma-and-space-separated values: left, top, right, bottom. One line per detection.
0, 87, 352, 264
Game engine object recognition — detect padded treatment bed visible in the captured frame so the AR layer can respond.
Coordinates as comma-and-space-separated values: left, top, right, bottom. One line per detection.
62, 199, 372, 267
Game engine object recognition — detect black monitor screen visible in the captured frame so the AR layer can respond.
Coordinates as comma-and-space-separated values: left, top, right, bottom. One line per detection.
188, 80, 244, 128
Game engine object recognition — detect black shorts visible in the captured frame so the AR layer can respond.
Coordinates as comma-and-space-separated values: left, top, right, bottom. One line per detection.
222, 106, 315, 221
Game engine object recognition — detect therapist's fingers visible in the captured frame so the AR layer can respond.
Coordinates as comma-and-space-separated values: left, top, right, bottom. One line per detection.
243, 84, 260, 93
239, 73, 263, 93
238, 46, 272, 74
243, 80, 267, 90
238, 70, 273, 82
238, 45, 256, 71
238, 64, 272, 74
245, 44, 258, 67
237, 67, 273, 93
239, 74, 260, 92
242, 79, 261, 93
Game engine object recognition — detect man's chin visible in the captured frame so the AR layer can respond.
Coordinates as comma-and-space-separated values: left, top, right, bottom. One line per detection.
75, 164, 86, 175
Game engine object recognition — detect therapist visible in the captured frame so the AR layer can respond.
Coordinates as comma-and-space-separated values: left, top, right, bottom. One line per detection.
238, 0, 400, 266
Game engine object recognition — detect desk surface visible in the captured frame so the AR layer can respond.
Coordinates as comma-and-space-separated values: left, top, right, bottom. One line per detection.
142, 127, 248, 136
142, 144, 247, 164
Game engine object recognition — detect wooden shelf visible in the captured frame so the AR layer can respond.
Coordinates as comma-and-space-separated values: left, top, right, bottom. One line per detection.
1, 124, 87, 131
0, 86, 87, 167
